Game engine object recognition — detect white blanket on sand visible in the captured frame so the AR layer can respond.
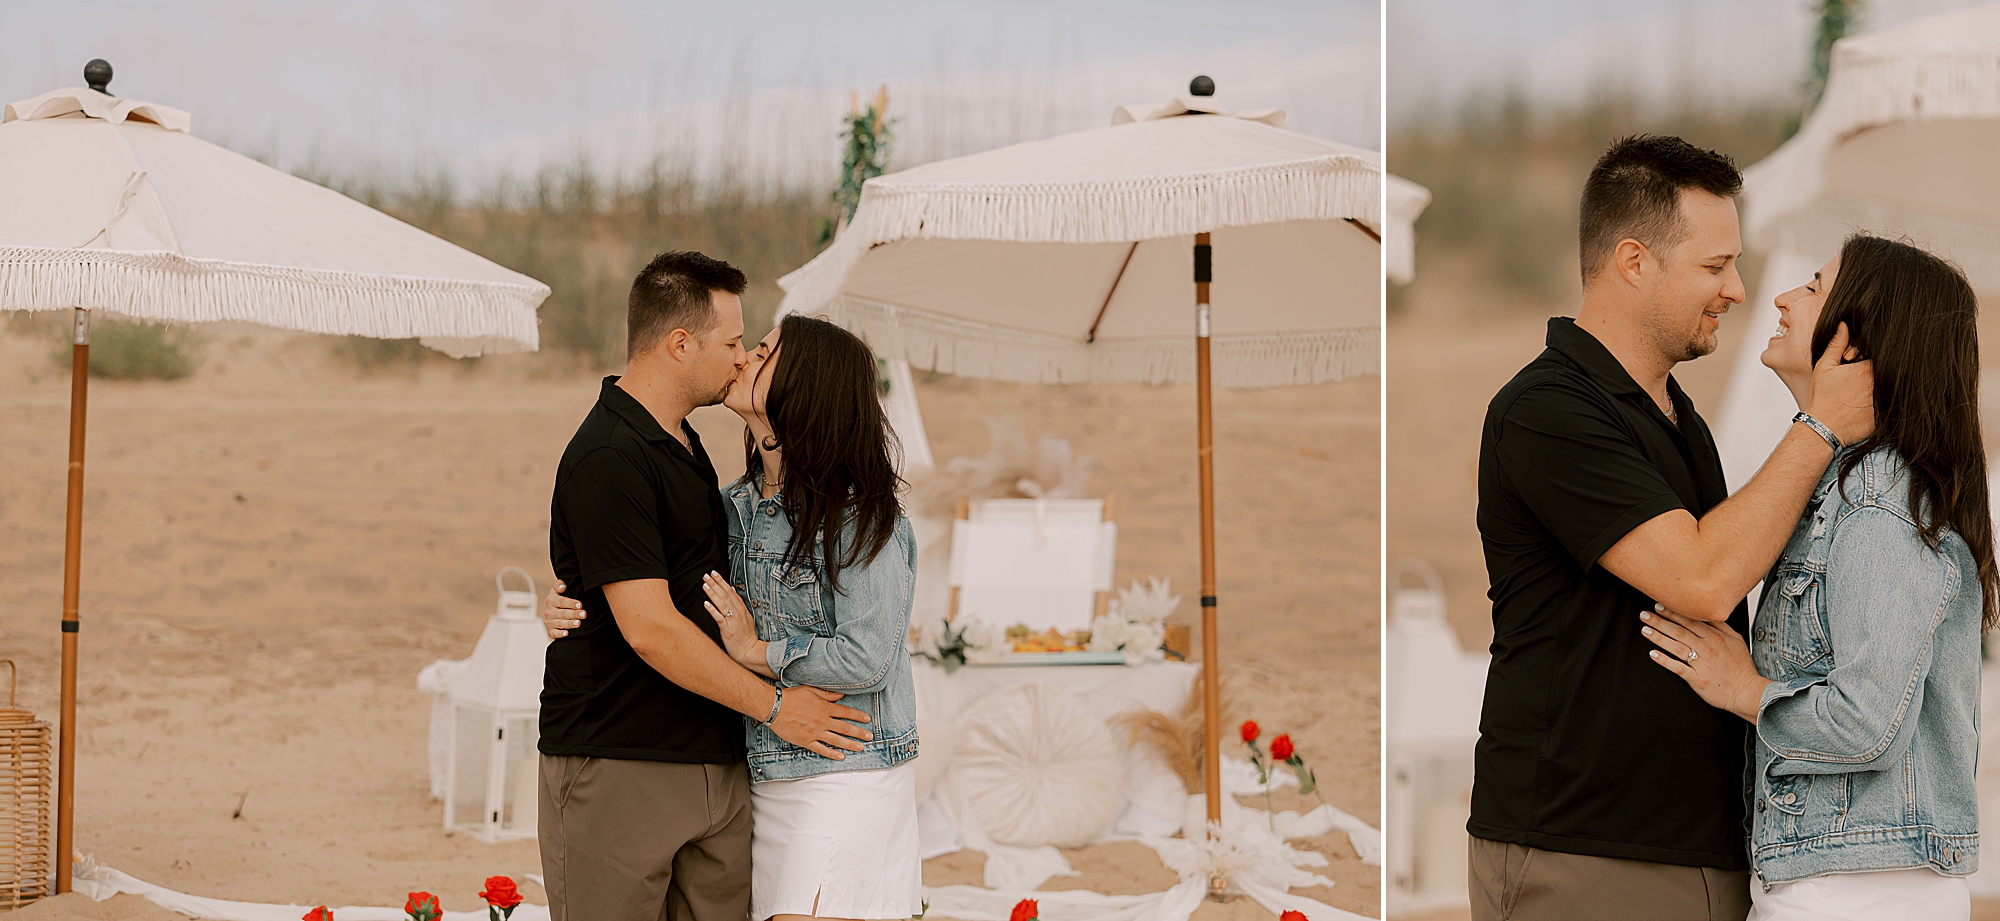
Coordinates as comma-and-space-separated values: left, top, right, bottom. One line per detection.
70, 857, 549, 921
69, 755, 1378, 921
920, 755, 1379, 921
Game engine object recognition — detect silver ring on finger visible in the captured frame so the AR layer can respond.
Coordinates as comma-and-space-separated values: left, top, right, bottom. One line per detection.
1687, 650, 1699, 662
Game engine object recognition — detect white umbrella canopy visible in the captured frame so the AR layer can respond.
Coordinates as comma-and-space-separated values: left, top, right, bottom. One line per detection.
1, 63, 551, 896
1715, 2, 2000, 489
1385, 173, 1433, 285
778, 95, 1382, 387
778, 83, 1381, 895
1, 84, 549, 356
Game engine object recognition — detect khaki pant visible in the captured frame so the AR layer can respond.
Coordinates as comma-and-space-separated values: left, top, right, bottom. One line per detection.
539, 755, 754, 921
1470, 836, 1751, 921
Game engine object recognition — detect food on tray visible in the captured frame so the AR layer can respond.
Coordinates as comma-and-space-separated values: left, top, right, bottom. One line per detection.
1008, 625, 1092, 653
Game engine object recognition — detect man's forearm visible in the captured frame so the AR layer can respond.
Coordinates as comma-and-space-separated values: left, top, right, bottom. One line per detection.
603, 580, 776, 720
1690, 424, 1834, 593
1602, 423, 1834, 619
634, 625, 777, 720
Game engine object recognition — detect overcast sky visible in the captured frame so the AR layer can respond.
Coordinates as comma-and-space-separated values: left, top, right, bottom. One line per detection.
3, 0, 1378, 187
1390, 0, 1992, 123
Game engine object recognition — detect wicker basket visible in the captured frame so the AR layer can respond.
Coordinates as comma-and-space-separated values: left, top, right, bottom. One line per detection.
0, 663, 52, 908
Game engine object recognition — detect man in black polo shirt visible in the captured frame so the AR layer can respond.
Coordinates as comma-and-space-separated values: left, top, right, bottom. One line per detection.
539, 251, 872, 921
1471, 137, 1875, 920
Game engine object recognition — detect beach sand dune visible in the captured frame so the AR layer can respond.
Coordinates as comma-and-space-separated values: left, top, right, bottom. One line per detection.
0, 325, 1378, 918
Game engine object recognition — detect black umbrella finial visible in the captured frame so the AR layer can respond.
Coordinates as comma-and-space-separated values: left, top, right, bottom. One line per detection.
1189, 75, 1215, 97
84, 59, 113, 95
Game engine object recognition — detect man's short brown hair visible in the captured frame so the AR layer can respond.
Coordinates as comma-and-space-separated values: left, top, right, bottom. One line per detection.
1579, 135, 1743, 284
627, 251, 747, 357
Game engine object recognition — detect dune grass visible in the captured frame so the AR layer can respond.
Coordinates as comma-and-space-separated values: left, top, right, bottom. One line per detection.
6, 311, 201, 381
320, 161, 833, 373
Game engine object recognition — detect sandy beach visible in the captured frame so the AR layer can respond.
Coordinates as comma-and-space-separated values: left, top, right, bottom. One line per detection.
0, 323, 1379, 919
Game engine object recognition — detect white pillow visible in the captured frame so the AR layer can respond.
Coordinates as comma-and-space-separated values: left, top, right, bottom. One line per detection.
951, 683, 1124, 848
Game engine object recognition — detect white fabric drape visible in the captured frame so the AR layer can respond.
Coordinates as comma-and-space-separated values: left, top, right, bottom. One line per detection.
70, 859, 549, 921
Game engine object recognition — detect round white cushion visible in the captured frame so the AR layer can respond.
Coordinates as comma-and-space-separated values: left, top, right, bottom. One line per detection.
951, 683, 1124, 848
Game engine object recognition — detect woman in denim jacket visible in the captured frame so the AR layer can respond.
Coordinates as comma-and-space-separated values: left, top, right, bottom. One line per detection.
1642, 235, 1996, 920
697, 313, 921, 921
544, 313, 921, 921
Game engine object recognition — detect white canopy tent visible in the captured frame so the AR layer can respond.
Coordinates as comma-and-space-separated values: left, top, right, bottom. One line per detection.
1713, 2, 2000, 489
0, 63, 549, 895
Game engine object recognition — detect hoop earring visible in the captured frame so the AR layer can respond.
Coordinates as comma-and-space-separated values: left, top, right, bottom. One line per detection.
760, 434, 780, 452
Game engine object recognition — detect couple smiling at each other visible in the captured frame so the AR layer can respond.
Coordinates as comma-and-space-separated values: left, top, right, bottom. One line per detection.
1474, 135, 1991, 921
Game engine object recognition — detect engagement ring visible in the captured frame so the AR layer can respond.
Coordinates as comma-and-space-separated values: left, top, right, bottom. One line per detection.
1687, 650, 1699, 661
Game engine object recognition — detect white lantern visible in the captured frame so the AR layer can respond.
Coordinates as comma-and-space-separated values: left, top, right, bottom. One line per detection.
444, 567, 549, 843
1386, 559, 1489, 915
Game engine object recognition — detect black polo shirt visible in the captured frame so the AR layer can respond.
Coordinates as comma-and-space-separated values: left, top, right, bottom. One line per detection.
542, 376, 741, 763
1472, 317, 1750, 869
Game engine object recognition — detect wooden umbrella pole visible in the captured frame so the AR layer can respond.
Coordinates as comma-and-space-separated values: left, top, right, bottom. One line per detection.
1193, 233, 1226, 901
55, 307, 89, 895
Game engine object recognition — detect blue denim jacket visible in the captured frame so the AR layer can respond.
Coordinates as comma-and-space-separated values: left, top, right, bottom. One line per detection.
1747, 446, 1982, 885
722, 483, 919, 782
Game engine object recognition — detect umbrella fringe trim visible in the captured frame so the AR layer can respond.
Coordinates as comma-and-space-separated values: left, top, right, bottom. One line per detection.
779, 158, 1381, 317
820, 296, 1378, 388
1822, 51, 2000, 136
851, 157, 1381, 245
0, 247, 547, 356
1745, 48, 2000, 241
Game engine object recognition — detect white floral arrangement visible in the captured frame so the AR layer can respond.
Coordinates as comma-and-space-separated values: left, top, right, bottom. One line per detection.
1086, 577, 1180, 666
909, 616, 1012, 672
911, 577, 1179, 669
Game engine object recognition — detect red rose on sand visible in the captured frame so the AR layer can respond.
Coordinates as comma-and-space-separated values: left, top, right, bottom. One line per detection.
480, 875, 524, 909
404, 892, 441, 921
1010, 898, 1040, 921
1239, 720, 1259, 743
303, 909, 334, 921
1270, 733, 1295, 762
1280, 911, 1309, 921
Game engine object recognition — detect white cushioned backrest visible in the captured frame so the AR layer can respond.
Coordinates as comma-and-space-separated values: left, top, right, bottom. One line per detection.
951, 682, 1124, 848
948, 498, 1115, 633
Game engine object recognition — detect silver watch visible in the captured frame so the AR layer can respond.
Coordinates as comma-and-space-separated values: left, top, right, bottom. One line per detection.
763, 686, 784, 726
1793, 411, 1841, 451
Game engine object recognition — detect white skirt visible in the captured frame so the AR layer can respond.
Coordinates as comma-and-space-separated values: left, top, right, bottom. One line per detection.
1748, 867, 1969, 921
750, 761, 924, 921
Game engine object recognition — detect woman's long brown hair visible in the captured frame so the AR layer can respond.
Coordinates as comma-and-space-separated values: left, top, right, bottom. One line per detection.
1811, 234, 1998, 629
741, 314, 904, 593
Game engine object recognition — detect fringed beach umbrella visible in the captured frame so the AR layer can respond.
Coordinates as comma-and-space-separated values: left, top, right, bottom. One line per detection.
1385, 174, 1433, 286
0, 62, 549, 894
1715, 2, 2000, 487
776, 78, 1381, 894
